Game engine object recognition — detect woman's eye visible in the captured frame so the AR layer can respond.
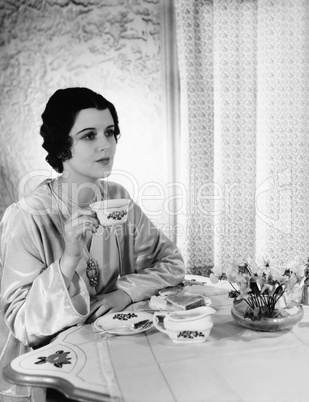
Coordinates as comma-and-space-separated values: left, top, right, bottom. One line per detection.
83, 131, 96, 140
106, 130, 115, 137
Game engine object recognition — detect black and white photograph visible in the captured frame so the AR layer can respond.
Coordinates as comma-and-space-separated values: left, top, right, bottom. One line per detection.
0, 1, 308, 401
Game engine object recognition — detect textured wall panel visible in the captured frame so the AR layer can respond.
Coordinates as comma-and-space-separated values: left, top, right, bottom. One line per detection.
0, 0, 166, 224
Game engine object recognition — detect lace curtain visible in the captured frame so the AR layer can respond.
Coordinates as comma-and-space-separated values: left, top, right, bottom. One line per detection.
174, 0, 309, 271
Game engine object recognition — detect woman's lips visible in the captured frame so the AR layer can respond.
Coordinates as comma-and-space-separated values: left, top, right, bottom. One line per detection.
96, 157, 110, 165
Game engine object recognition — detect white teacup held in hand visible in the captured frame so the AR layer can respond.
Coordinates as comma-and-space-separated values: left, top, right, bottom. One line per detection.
90, 199, 130, 227
153, 306, 216, 344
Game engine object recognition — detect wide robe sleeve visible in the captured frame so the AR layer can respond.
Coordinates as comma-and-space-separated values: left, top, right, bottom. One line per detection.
116, 201, 186, 301
0, 203, 90, 348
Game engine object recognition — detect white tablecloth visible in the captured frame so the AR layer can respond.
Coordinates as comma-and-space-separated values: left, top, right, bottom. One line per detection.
5, 276, 309, 402
108, 292, 309, 402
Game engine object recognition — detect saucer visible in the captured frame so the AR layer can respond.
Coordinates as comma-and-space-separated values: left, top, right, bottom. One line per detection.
94, 311, 153, 335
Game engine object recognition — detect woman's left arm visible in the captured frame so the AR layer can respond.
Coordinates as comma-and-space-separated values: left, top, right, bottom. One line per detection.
116, 202, 186, 302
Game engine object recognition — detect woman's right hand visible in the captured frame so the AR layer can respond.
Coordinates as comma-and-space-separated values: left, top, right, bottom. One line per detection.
60, 209, 99, 286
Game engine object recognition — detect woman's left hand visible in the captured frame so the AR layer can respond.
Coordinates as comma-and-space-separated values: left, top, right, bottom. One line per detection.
86, 290, 132, 323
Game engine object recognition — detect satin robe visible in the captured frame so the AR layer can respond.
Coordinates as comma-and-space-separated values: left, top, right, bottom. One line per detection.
0, 179, 185, 401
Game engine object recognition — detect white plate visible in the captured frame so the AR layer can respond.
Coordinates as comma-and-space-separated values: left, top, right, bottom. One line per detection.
93, 311, 153, 335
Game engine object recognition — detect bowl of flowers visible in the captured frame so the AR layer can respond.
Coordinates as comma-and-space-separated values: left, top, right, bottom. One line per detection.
210, 256, 305, 332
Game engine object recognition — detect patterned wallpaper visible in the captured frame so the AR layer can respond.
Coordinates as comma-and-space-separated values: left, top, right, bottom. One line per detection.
0, 0, 166, 224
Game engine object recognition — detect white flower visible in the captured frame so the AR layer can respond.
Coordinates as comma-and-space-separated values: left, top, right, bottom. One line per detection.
270, 268, 283, 282
209, 273, 219, 284
248, 258, 260, 274
212, 265, 222, 277
286, 256, 305, 277
226, 264, 238, 281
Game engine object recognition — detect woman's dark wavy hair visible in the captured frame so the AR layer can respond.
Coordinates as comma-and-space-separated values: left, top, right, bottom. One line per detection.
40, 87, 120, 173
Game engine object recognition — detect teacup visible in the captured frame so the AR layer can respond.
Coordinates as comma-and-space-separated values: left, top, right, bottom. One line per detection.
90, 199, 130, 227
153, 306, 216, 344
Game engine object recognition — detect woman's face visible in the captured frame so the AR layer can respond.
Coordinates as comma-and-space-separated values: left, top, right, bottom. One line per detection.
63, 108, 117, 183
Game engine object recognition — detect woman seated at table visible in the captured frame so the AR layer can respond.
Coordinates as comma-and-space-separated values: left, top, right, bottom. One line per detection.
0, 87, 185, 399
